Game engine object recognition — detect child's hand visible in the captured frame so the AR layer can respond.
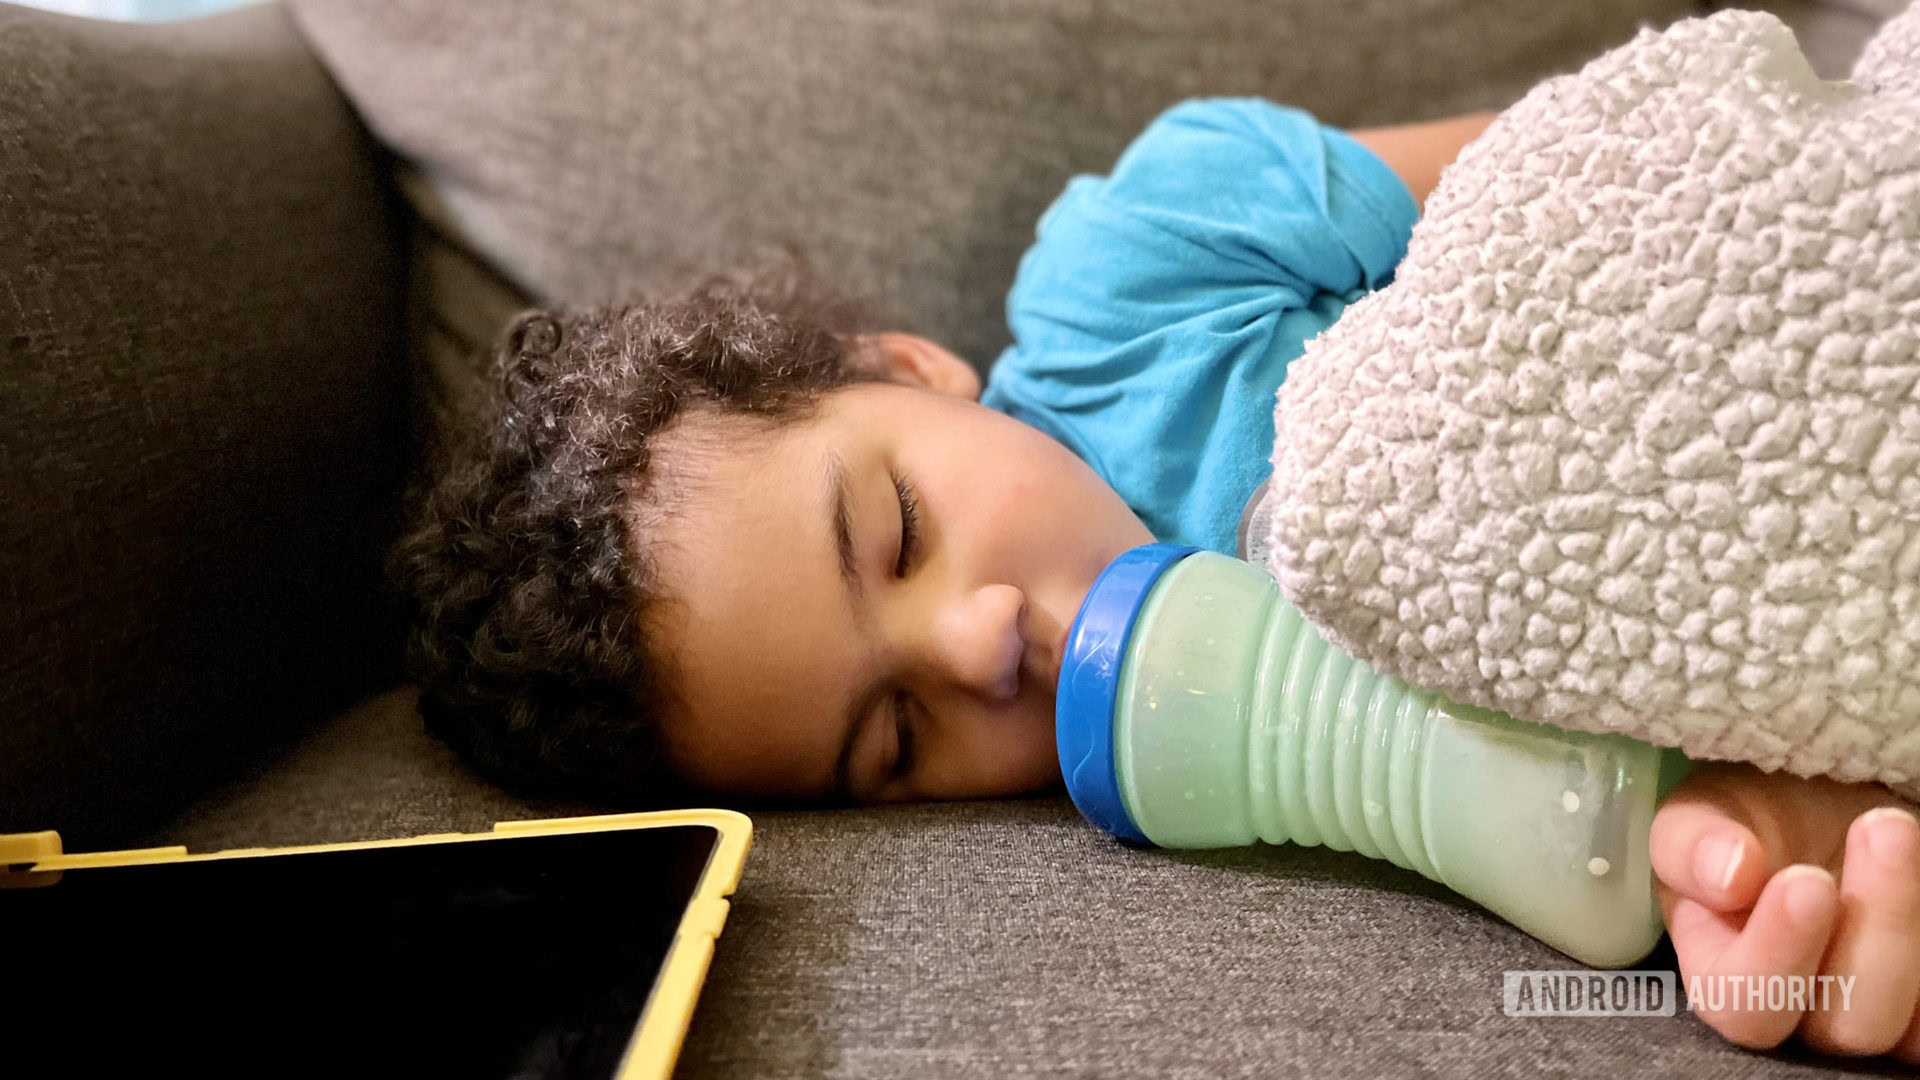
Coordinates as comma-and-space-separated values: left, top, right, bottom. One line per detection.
1650, 763, 1920, 1062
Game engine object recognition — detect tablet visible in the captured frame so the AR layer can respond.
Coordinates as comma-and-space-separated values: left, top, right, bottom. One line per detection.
1, 809, 750, 1080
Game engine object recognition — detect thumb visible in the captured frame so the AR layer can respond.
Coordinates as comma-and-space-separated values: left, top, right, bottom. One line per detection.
1650, 790, 1769, 913
1650, 763, 1887, 913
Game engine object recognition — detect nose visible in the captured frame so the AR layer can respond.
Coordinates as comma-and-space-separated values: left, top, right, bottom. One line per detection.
926, 583, 1027, 702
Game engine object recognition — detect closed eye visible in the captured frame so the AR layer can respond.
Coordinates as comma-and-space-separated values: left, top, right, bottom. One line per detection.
890, 690, 916, 781
890, 472, 922, 784
893, 474, 920, 577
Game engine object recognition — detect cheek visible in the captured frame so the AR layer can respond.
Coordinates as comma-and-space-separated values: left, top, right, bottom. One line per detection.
963, 703, 1060, 796
928, 677, 1060, 796
1014, 710, 1065, 792
970, 425, 1088, 520
987, 462, 1050, 520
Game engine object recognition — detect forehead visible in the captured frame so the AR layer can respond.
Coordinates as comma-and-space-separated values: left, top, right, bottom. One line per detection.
634, 399, 859, 795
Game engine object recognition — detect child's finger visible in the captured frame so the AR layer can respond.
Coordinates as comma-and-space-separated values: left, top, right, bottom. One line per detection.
1672, 864, 1839, 1050
1650, 795, 1768, 911
1895, 1008, 1920, 1065
1657, 889, 1741, 972
1799, 807, 1920, 1058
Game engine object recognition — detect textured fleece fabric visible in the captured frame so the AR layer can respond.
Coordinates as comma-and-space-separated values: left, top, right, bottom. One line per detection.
982, 98, 1417, 555
1264, 5, 1920, 799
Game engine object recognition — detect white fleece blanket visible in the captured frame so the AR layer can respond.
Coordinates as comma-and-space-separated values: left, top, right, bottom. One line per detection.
1261, 4, 1920, 799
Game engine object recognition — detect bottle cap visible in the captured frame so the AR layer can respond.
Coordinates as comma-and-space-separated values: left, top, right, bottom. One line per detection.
1056, 542, 1200, 846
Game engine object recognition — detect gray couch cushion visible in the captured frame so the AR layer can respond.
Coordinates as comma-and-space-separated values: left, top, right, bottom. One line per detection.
134, 687, 586, 848
140, 688, 1882, 1078
285, 0, 1701, 439
0, 1, 411, 849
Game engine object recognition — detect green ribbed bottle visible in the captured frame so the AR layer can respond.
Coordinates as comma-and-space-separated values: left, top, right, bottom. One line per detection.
1056, 544, 1697, 969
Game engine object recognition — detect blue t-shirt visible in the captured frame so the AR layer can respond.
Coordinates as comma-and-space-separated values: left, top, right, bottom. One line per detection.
982, 97, 1419, 555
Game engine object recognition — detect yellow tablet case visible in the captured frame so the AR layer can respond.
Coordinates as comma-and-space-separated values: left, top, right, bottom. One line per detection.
0, 808, 752, 1080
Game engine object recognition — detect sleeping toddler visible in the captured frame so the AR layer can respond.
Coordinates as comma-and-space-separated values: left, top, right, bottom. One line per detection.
391, 94, 1920, 1062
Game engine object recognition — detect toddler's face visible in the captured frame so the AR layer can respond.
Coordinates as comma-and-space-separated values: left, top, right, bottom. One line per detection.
640, 333, 1153, 805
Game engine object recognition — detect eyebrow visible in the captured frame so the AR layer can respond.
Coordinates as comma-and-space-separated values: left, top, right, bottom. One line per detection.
824, 449, 870, 804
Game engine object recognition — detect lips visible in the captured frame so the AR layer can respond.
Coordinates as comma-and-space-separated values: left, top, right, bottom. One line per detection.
1032, 616, 1067, 696
1021, 611, 1068, 697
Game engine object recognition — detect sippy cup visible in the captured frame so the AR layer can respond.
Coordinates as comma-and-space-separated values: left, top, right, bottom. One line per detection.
1055, 542, 1698, 969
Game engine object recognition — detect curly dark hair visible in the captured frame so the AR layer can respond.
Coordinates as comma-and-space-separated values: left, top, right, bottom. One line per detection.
386, 249, 900, 808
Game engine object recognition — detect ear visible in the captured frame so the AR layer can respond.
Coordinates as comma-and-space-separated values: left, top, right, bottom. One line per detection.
860, 332, 982, 401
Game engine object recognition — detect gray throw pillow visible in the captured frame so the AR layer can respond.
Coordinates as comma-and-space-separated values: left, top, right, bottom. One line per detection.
286, 0, 1697, 412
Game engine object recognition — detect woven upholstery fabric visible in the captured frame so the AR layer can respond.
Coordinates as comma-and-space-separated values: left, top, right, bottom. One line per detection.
139, 687, 1885, 1080
285, 0, 1701, 462
0, 1, 411, 848
1263, 7, 1920, 797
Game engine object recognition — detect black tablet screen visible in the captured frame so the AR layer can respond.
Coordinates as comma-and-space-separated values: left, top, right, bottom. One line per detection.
5, 823, 723, 1079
